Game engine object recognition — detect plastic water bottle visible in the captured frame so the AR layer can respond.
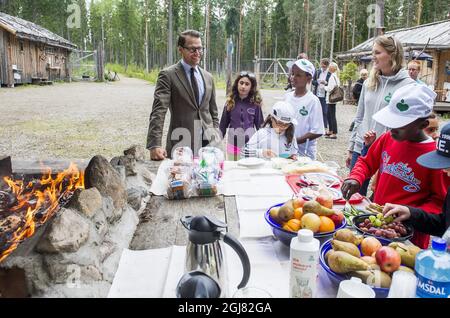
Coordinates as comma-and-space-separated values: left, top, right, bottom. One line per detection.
415, 237, 450, 298
289, 229, 320, 298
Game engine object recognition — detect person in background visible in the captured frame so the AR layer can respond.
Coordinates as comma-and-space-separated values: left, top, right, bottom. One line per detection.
349, 69, 369, 132
424, 112, 440, 141
323, 62, 340, 140
347, 35, 415, 195
312, 58, 331, 133
219, 71, 264, 161
285, 53, 309, 91
285, 59, 324, 160
341, 84, 447, 249
383, 121, 450, 244
243, 101, 298, 159
407, 60, 425, 84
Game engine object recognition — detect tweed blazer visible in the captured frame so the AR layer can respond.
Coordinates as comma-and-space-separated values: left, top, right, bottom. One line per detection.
146, 61, 219, 156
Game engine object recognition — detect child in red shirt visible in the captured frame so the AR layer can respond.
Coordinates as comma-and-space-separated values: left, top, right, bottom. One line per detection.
342, 83, 446, 248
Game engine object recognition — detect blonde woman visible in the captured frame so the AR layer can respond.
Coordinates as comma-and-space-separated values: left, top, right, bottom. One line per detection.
323, 62, 340, 139
346, 35, 415, 195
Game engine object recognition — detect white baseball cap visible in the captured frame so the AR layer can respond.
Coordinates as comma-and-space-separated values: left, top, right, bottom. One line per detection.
292, 59, 315, 78
271, 101, 298, 125
372, 83, 436, 129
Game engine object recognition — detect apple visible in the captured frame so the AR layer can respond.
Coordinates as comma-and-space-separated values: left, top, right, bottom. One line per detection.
361, 237, 382, 256
300, 213, 321, 233
315, 194, 333, 209
292, 197, 306, 209
375, 246, 401, 273
329, 211, 344, 226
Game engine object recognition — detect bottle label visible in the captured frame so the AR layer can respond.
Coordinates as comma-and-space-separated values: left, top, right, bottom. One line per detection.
289, 250, 319, 298
416, 273, 450, 298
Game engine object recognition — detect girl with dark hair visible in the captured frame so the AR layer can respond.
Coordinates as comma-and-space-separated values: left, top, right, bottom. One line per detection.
219, 71, 264, 160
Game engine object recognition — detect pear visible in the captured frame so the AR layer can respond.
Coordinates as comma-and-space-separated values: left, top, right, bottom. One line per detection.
389, 242, 422, 268
398, 265, 415, 273
269, 207, 282, 225
328, 251, 369, 274
350, 270, 392, 288
331, 239, 361, 258
277, 200, 295, 222
333, 228, 363, 246
303, 201, 336, 217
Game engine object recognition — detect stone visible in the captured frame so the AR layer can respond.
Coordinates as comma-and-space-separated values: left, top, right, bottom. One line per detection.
68, 187, 102, 218
102, 196, 123, 224
124, 145, 148, 161
84, 155, 127, 210
136, 163, 155, 186
127, 187, 148, 211
92, 209, 109, 238
43, 258, 102, 284
36, 208, 90, 254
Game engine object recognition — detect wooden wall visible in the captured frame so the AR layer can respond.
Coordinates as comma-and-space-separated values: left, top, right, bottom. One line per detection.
0, 29, 10, 86
0, 29, 71, 86
436, 49, 450, 101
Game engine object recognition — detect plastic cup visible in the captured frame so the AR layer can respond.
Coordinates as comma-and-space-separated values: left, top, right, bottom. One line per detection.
336, 277, 376, 298
388, 271, 417, 298
232, 286, 273, 298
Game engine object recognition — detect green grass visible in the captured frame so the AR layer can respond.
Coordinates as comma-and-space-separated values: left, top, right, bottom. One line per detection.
106, 63, 160, 84
106, 63, 228, 88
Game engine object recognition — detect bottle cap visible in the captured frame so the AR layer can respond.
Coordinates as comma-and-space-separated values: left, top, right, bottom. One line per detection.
297, 229, 313, 242
432, 237, 446, 252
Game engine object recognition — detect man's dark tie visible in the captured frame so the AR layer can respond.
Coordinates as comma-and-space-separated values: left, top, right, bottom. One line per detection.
190, 67, 200, 106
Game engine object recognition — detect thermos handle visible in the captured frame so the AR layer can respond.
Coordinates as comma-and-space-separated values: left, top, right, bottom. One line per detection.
223, 233, 251, 289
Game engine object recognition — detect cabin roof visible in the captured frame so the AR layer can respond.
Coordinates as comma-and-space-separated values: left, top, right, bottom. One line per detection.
338, 20, 450, 59
0, 11, 77, 50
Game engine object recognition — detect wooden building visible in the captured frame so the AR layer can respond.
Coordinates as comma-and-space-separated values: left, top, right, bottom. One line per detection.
0, 12, 77, 87
337, 20, 450, 105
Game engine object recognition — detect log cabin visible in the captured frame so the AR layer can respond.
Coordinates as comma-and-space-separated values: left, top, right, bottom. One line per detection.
0, 12, 77, 87
337, 20, 450, 109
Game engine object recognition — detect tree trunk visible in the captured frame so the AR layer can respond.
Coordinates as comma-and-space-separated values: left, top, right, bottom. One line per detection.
330, 0, 337, 61
376, 0, 385, 35
238, 0, 244, 72
417, 0, 423, 26
341, 0, 347, 52
303, 0, 309, 55
167, 0, 173, 66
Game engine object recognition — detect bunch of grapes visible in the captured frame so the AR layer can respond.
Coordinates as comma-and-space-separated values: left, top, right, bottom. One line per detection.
358, 213, 408, 239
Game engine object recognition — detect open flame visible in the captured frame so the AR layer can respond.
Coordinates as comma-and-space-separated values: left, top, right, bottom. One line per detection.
0, 163, 84, 262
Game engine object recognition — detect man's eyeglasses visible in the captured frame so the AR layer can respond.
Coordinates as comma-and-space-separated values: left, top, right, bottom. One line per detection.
183, 46, 204, 54
240, 71, 256, 79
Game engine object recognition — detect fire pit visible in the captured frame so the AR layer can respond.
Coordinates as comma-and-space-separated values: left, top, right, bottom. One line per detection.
0, 146, 154, 298
0, 163, 84, 263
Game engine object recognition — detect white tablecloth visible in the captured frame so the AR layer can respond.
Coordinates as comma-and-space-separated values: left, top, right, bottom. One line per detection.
114, 160, 344, 298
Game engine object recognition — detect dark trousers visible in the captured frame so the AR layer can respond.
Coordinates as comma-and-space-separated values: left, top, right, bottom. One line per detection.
349, 144, 370, 196
318, 97, 328, 129
327, 103, 338, 134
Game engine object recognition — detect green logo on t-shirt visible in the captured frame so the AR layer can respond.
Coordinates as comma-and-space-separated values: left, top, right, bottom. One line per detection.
384, 92, 392, 103
299, 106, 308, 116
396, 99, 409, 112
301, 60, 307, 65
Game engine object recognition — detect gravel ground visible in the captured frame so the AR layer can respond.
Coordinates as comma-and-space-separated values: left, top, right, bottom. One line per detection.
0, 76, 357, 177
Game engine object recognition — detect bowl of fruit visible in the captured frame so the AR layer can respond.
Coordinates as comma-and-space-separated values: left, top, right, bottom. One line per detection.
264, 198, 346, 246
319, 229, 421, 298
352, 213, 413, 242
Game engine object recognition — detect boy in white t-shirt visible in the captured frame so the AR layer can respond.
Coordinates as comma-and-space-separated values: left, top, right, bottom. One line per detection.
285, 59, 325, 159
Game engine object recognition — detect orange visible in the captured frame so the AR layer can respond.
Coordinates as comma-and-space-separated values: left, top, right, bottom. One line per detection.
318, 216, 335, 233
283, 218, 301, 232
293, 208, 303, 220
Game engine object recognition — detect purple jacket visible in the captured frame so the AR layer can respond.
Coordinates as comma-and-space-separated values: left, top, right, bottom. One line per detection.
219, 99, 264, 145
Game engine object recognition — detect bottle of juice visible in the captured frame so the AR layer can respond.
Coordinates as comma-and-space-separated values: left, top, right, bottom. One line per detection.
289, 229, 320, 298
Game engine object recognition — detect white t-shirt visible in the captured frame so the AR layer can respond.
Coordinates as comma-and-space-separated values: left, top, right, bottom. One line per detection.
244, 127, 298, 158
285, 91, 325, 159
